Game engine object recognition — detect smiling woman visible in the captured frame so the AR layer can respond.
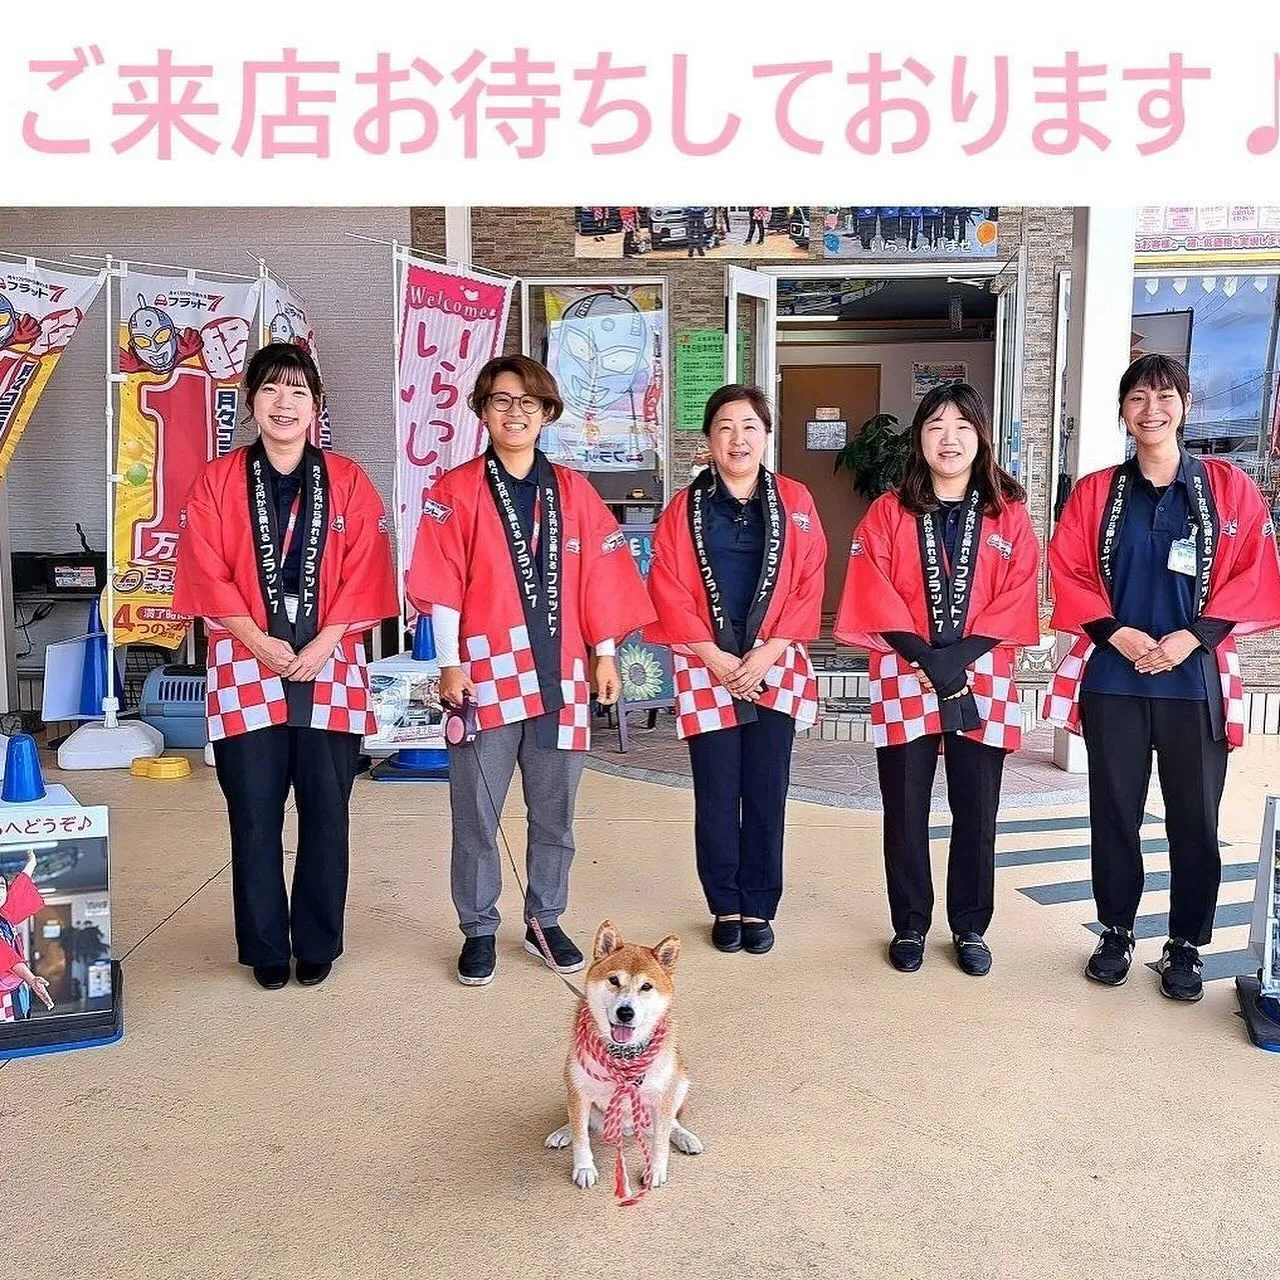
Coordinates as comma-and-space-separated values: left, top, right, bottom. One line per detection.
1046, 353, 1280, 1003
172, 342, 399, 993
834, 382, 1040, 980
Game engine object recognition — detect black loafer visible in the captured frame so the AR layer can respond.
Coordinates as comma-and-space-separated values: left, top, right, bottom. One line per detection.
711, 918, 743, 952
252, 964, 290, 990
741, 920, 775, 955
888, 931, 925, 972
952, 932, 992, 977
295, 961, 332, 987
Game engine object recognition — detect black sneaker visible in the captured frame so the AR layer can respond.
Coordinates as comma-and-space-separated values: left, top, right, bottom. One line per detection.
1086, 926, 1135, 986
458, 935, 496, 986
1158, 938, 1204, 1002
888, 930, 925, 972
524, 924, 585, 974
741, 920, 775, 955
952, 932, 992, 977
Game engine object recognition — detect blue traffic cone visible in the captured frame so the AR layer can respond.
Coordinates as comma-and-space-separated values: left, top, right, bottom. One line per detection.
79, 599, 124, 718
412, 612, 436, 661
2, 733, 47, 803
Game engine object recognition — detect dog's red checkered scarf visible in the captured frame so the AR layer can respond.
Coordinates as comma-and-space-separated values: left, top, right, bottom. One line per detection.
573, 1000, 670, 1206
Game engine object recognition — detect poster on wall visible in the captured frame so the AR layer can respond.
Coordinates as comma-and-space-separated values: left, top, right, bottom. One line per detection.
573, 207, 812, 260
1136, 206, 1280, 261
538, 283, 665, 471
109, 267, 261, 649
0, 806, 116, 1056
912, 361, 969, 399
615, 524, 674, 711
0, 259, 106, 477
261, 273, 332, 450
674, 329, 750, 431
395, 256, 514, 617
823, 208, 999, 259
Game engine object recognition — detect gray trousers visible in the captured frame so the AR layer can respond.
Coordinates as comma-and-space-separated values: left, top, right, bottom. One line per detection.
447, 718, 588, 937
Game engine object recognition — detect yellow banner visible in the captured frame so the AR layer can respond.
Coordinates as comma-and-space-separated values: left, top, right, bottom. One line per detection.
0, 264, 105, 477
106, 269, 260, 648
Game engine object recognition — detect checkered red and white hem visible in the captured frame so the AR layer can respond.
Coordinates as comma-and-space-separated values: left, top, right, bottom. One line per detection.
205, 633, 374, 741
672, 642, 819, 739
869, 647, 1024, 751
463, 627, 594, 750
1041, 633, 1246, 749
1, 991, 15, 1022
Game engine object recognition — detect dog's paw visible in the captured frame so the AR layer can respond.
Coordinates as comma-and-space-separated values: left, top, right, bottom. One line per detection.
545, 1126, 572, 1150
671, 1125, 703, 1155
645, 1163, 670, 1189
572, 1163, 599, 1189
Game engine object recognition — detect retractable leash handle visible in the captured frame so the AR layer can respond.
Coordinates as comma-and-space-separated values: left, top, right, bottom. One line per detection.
455, 696, 586, 1002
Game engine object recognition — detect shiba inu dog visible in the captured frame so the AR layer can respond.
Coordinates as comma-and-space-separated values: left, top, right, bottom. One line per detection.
545, 919, 703, 1195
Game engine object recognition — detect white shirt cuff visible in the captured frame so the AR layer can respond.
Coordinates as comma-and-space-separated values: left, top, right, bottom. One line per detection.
595, 638, 616, 657
432, 605, 462, 667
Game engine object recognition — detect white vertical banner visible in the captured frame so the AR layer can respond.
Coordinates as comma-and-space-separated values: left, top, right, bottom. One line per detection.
394, 251, 514, 619
261, 269, 332, 450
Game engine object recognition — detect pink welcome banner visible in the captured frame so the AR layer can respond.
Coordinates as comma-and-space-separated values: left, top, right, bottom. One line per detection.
394, 256, 513, 615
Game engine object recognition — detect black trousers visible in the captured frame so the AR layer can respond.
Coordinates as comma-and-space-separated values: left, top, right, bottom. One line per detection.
212, 725, 361, 967
875, 733, 1007, 935
1080, 692, 1228, 946
686, 706, 795, 919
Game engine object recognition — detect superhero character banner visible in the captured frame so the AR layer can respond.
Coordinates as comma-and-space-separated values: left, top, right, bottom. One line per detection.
0, 260, 105, 477
538, 284, 665, 473
108, 267, 261, 648
262, 273, 332, 450
395, 256, 514, 617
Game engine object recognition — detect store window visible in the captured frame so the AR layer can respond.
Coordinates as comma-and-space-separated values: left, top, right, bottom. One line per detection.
522, 278, 667, 523
1131, 274, 1280, 462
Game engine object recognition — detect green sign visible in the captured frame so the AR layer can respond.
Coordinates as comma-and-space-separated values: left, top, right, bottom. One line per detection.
674, 329, 752, 431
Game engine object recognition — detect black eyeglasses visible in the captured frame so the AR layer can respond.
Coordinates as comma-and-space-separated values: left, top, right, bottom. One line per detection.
487, 392, 545, 414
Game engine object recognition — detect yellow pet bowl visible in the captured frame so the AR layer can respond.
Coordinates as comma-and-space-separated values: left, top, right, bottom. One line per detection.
129, 755, 192, 780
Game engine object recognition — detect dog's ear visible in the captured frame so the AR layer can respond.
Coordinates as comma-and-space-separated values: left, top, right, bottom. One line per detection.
652, 934, 681, 972
593, 919, 623, 960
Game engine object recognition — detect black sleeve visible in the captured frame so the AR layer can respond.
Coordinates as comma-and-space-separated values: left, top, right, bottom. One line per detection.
883, 632, 999, 699
1189, 617, 1233, 650
1082, 617, 1121, 647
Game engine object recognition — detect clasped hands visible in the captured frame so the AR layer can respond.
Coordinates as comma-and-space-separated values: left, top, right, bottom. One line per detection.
252, 634, 334, 683
1110, 626, 1201, 675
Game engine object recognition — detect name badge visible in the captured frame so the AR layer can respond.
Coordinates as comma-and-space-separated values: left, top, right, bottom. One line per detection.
284, 594, 299, 623
1167, 537, 1197, 576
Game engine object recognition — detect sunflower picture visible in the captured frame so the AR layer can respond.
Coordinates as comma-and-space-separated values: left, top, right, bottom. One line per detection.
619, 641, 666, 703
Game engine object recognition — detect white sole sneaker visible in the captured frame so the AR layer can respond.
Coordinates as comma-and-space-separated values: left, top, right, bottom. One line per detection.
523, 939, 585, 974
457, 968, 495, 987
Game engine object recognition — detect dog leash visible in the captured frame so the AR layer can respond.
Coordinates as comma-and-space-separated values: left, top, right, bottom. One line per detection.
472, 747, 586, 1002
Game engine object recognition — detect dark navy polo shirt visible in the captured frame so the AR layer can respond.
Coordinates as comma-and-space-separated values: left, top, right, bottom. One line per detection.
1082, 459, 1208, 701
267, 459, 304, 597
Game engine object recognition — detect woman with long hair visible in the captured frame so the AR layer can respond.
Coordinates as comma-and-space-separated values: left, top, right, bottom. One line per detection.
835, 383, 1040, 976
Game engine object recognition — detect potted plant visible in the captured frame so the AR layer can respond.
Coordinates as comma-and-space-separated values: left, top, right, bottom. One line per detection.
833, 411, 909, 499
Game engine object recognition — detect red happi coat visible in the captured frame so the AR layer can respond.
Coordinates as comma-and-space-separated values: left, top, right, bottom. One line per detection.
1043, 455, 1280, 749
405, 453, 656, 751
644, 471, 826, 739
1, 871, 45, 1022
173, 446, 399, 741
834, 491, 1041, 750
